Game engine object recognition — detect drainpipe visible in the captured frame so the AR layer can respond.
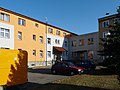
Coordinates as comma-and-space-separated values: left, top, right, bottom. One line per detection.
45, 17, 48, 66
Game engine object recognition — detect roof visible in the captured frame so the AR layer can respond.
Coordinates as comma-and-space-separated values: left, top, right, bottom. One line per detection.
0, 7, 78, 36
98, 13, 120, 21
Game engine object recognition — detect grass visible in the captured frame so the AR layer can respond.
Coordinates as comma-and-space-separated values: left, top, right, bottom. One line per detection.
53, 74, 120, 90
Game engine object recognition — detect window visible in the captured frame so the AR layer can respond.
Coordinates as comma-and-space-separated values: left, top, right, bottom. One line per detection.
0, 13, 10, 22
102, 20, 109, 28
79, 39, 84, 46
103, 31, 110, 38
39, 36, 43, 43
88, 38, 94, 45
71, 40, 76, 47
33, 50, 36, 56
64, 41, 68, 47
72, 52, 77, 57
114, 18, 120, 23
63, 32, 66, 37
18, 31, 22, 40
55, 39, 57, 44
63, 51, 68, 56
18, 18, 26, 26
47, 51, 51, 58
0, 28, 10, 39
55, 39, 60, 44
58, 40, 60, 44
47, 38, 51, 44
48, 28, 53, 33
33, 35, 36, 41
40, 50, 43, 58
35, 23, 39, 27
56, 30, 60, 35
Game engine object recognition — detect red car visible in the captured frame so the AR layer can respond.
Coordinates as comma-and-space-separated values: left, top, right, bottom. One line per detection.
51, 62, 84, 75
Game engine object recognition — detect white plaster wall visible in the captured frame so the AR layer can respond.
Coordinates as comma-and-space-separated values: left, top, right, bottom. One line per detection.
0, 22, 14, 49
47, 34, 68, 61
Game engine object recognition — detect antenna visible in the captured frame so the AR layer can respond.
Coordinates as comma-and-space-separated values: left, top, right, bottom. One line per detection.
45, 17, 48, 24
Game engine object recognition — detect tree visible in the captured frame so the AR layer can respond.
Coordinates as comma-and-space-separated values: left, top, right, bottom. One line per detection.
99, 21, 120, 75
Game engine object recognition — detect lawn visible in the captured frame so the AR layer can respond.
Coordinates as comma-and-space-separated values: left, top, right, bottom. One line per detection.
28, 67, 120, 90
53, 74, 120, 90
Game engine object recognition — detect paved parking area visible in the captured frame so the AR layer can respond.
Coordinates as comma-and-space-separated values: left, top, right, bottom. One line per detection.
21, 66, 68, 90
6, 66, 69, 90
28, 67, 68, 84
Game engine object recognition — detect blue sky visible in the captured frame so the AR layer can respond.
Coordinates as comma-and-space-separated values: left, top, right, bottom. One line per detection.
0, 0, 119, 34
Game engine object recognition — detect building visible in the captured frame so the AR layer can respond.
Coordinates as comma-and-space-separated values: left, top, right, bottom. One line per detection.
0, 7, 77, 67
98, 13, 120, 61
68, 32, 99, 63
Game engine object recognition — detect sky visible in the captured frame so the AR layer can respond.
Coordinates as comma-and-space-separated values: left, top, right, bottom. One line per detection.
0, 0, 119, 35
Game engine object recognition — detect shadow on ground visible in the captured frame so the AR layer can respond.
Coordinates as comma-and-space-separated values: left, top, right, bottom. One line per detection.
84, 66, 117, 75
6, 82, 108, 90
28, 68, 51, 74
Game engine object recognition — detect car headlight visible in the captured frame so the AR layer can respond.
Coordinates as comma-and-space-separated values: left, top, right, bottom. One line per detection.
78, 69, 81, 72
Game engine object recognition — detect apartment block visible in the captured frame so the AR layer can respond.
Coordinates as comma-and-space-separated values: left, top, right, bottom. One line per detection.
0, 7, 76, 67
68, 32, 99, 63
98, 13, 120, 61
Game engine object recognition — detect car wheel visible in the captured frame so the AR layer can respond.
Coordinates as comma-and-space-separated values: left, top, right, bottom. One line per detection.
70, 71, 75, 76
52, 70, 56, 74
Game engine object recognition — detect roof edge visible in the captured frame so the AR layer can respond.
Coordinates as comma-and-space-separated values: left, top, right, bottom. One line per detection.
0, 7, 78, 36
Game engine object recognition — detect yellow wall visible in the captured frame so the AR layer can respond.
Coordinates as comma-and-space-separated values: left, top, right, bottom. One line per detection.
0, 8, 73, 63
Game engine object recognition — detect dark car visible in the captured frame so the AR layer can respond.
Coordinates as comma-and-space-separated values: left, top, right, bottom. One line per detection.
75, 60, 96, 70
51, 62, 84, 75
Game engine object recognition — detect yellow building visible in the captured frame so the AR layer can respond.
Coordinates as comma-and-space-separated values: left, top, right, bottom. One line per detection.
0, 7, 77, 66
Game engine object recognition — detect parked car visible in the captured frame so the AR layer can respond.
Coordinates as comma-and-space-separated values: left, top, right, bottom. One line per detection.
75, 60, 96, 70
51, 62, 84, 75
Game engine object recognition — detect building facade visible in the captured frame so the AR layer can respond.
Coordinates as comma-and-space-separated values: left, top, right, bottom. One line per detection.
98, 13, 120, 61
68, 32, 99, 63
0, 7, 76, 67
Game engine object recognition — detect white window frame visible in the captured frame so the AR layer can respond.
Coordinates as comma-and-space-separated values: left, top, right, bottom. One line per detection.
0, 13, 10, 22
72, 40, 76, 47
56, 30, 60, 35
47, 51, 51, 58
48, 28, 53, 33
102, 20, 109, 28
63, 32, 66, 37
47, 38, 51, 44
0, 28, 10, 39
103, 31, 110, 38
18, 31, 22, 40
18, 18, 25, 26
39, 36, 43, 43
40, 50, 43, 58
55, 39, 57, 44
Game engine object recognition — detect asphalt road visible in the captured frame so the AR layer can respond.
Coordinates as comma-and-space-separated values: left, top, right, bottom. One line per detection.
6, 66, 69, 90
8, 66, 69, 90
28, 67, 68, 84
